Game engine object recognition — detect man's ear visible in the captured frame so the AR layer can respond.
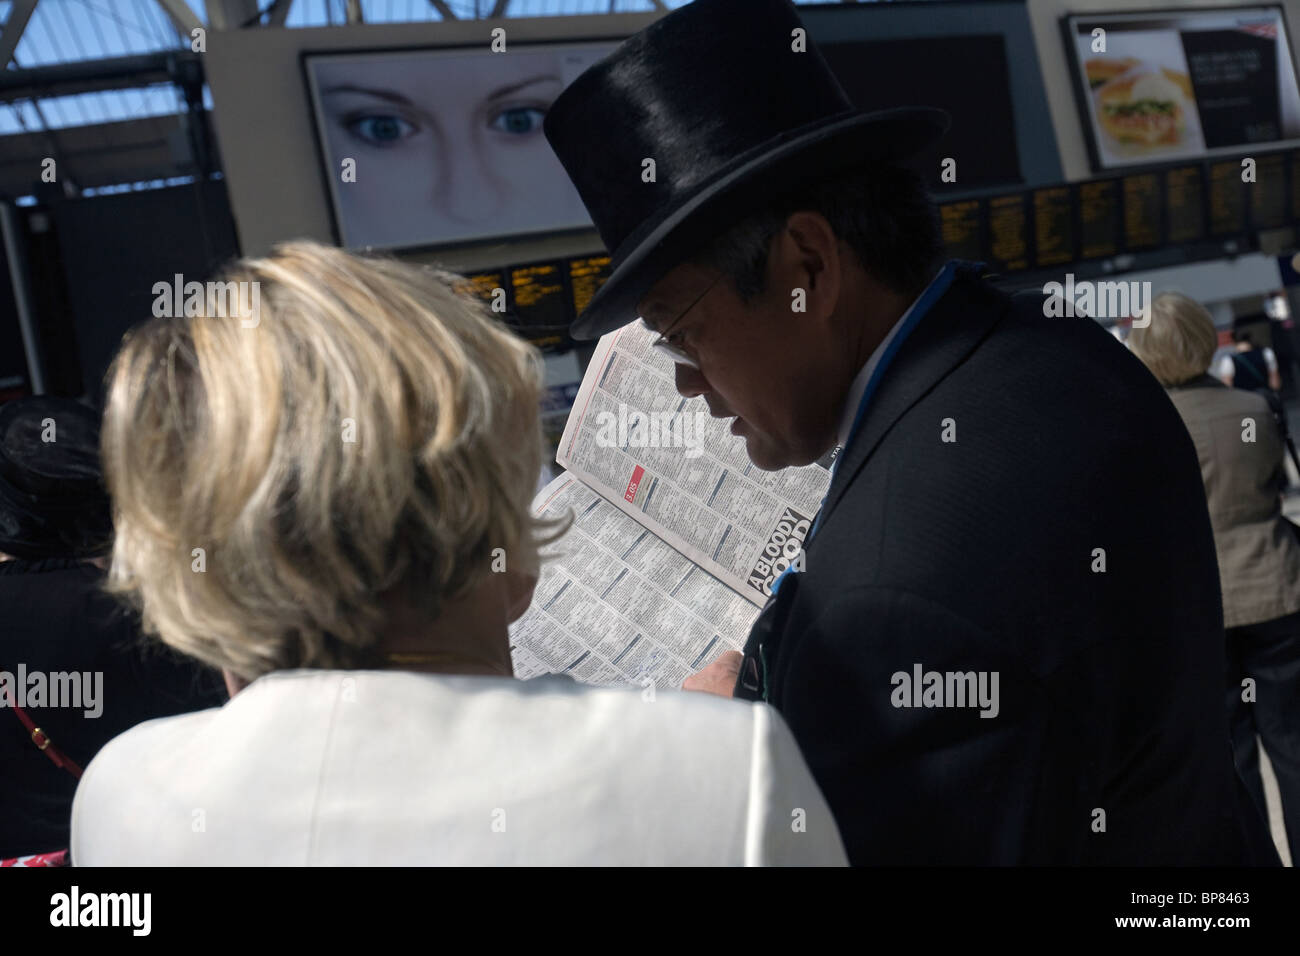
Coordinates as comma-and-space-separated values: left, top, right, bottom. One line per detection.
781, 210, 840, 315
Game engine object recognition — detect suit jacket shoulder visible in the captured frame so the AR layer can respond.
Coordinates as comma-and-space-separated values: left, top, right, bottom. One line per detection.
757, 273, 1264, 865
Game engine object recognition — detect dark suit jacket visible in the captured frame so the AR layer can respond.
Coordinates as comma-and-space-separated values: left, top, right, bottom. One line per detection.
737, 266, 1279, 865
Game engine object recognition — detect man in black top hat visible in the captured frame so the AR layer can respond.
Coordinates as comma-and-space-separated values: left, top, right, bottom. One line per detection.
544, 0, 1278, 864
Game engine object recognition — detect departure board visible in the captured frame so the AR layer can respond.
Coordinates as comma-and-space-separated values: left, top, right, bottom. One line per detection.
1032, 187, 1074, 268
1165, 166, 1206, 244
1122, 173, 1162, 250
509, 262, 570, 350
987, 194, 1030, 272
455, 271, 506, 312
1078, 179, 1121, 259
1208, 159, 1247, 236
567, 255, 612, 317
1249, 152, 1287, 230
939, 200, 984, 261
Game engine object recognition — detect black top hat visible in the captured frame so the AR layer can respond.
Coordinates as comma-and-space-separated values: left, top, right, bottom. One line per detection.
544, 0, 949, 340
0, 396, 112, 561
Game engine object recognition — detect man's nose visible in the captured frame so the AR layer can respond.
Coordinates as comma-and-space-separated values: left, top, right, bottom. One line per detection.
674, 362, 709, 398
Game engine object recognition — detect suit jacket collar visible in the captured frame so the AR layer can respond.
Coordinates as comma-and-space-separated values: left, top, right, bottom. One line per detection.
835, 262, 949, 448
818, 268, 1013, 530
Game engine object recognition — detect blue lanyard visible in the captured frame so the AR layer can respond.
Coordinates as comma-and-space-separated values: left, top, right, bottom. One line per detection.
767, 260, 979, 601
752, 261, 980, 689
804, 259, 974, 544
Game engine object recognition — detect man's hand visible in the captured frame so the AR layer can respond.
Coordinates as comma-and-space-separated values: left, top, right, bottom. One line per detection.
682, 650, 742, 697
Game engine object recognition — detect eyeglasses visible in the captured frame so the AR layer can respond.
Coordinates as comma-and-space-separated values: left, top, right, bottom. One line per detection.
644, 274, 722, 370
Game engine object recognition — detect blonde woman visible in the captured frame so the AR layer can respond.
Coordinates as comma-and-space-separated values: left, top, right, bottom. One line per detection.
69, 241, 844, 866
1129, 291, 1300, 861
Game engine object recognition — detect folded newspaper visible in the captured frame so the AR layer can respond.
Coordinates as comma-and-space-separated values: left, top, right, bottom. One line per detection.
509, 323, 832, 687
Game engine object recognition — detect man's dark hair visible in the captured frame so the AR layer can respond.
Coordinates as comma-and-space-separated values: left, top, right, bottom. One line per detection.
690, 163, 943, 304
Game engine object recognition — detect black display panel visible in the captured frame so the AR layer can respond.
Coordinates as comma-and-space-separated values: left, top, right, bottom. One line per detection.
1032, 186, 1076, 268
1078, 179, 1122, 259
1249, 150, 1288, 228
508, 261, 570, 351
567, 255, 612, 318
1182, 22, 1288, 146
455, 270, 506, 307
987, 193, 1030, 272
818, 35, 1022, 192
1165, 165, 1208, 242
1208, 158, 1248, 235
938, 199, 985, 261
1122, 171, 1164, 249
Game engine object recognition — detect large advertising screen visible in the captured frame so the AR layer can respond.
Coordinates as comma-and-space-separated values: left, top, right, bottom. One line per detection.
303, 42, 619, 250
818, 34, 1023, 191
1064, 6, 1300, 170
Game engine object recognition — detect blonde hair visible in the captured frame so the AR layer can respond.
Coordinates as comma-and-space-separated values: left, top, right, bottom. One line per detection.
102, 241, 561, 679
1127, 291, 1219, 387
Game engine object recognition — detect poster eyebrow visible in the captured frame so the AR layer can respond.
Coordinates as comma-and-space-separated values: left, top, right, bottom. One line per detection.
487, 74, 561, 100
322, 84, 414, 106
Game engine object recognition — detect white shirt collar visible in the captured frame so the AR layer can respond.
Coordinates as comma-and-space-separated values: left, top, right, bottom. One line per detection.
835, 264, 947, 449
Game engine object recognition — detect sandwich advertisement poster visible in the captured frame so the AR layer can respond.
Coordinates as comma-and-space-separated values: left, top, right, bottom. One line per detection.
1066, 6, 1300, 170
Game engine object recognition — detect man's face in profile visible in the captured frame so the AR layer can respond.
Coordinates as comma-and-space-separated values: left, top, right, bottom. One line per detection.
636, 225, 850, 471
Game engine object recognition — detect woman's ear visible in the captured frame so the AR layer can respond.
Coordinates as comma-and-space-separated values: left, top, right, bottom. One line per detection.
504, 569, 539, 625
222, 668, 249, 700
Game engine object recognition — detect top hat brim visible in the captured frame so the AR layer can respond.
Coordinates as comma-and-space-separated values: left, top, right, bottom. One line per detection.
569, 106, 949, 341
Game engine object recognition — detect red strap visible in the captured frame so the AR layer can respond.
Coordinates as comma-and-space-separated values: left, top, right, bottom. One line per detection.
0, 849, 69, 867
2, 671, 84, 779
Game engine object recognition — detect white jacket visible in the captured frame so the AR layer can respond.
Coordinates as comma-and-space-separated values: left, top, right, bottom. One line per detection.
71, 669, 847, 866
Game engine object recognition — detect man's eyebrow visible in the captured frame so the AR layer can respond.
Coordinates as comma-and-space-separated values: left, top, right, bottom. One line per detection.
323, 85, 414, 106
487, 74, 561, 100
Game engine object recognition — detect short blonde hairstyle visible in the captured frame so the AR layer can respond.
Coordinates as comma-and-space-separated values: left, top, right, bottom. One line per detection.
1127, 291, 1219, 387
102, 241, 559, 679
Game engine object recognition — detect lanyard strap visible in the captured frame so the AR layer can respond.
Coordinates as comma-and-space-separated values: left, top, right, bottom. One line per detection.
807, 259, 975, 541
2, 670, 84, 779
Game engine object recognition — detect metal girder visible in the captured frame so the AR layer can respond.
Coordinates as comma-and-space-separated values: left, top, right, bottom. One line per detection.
155, 0, 203, 36
0, 0, 39, 70
0, 51, 202, 103
345, 0, 364, 23
0, 114, 205, 196
428, 1, 459, 21
489, 0, 510, 17
205, 0, 261, 30
267, 0, 294, 27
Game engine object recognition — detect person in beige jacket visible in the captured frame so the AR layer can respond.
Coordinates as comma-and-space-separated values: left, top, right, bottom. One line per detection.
70, 241, 845, 867
1129, 291, 1300, 859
